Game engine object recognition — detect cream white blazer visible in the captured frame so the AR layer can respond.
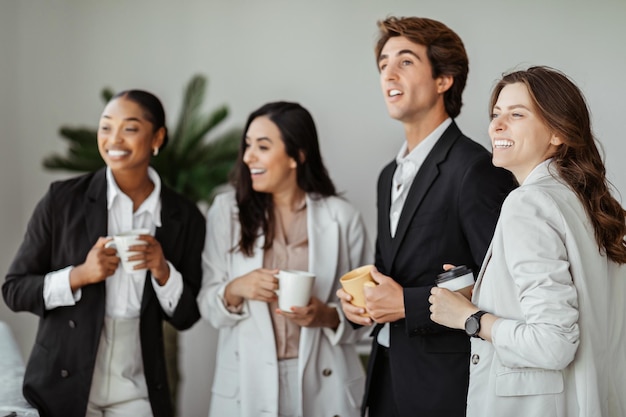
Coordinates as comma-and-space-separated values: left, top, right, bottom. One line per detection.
468, 160, 626, 417
198, 191, 373, 417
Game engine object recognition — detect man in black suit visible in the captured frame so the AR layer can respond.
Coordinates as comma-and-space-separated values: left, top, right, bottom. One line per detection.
338, 17, 517, 417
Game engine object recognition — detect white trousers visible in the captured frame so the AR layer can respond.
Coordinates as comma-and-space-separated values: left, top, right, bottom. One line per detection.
86, 316, 152, 417
278, 358, 299, 417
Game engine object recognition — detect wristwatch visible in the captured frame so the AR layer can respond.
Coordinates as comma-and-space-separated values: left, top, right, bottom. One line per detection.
465, 310, 487, 338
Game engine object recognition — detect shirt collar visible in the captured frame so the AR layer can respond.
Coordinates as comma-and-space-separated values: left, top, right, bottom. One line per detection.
395, 117, 452, 165
106, 167, 162, 226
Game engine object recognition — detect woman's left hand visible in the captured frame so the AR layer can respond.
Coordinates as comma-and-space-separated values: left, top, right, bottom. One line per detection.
429, 287, 478, 330
278, 296, 340, 329
128, 234, 170, 286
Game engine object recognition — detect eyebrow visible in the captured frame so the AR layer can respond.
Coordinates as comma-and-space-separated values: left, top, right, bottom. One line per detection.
101, 115, 143, 122
378, 49, 422, 64
245, 136, 273, 143
493, 104, 532, 111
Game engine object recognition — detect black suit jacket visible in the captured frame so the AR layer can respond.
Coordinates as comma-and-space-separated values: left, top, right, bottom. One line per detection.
363, 122, 516, 417
2, 168, 206, 417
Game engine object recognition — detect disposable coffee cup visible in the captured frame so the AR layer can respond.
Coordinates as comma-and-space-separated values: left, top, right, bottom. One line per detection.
435, 265, 474, 300
340, 264, 376, 308
274, 270, 316, 311
105, 228, 150, 274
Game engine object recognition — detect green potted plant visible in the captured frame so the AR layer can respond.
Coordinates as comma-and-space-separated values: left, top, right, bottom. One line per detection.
42, 74, 241, 414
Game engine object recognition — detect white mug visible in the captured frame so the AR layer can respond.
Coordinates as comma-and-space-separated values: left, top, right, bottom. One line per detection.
274, 270, 316, 312
105, 228, 150, 274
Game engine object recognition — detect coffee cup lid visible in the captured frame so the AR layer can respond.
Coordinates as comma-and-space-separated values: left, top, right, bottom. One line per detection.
436, 265, 472, 283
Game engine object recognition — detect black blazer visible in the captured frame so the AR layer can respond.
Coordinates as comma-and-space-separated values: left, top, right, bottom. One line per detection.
363, 122, 516, 417
2, 168, 206, 417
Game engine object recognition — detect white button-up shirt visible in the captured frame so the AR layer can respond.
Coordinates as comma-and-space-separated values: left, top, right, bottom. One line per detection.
42, 167, 183, 317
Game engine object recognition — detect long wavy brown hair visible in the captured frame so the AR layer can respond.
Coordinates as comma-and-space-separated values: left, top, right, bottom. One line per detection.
490, 66, 626, 264
231, 101, 336, 257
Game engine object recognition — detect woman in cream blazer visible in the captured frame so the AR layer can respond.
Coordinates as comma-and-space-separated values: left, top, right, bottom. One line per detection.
429, 66, 626, 417
197, 102, 371, 417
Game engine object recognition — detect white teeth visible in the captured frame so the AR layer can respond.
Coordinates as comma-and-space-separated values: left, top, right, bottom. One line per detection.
108, 149, 129, 157
389, 89, 402, 97
494, 140, 513, 148
250, 168, 266, 175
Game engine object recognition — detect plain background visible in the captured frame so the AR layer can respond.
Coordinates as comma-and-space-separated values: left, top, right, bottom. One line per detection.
1, 1, 625, 415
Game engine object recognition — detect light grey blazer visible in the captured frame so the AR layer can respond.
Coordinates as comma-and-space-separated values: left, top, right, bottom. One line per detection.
197, 191, 372, 417
468, 159, 626, 417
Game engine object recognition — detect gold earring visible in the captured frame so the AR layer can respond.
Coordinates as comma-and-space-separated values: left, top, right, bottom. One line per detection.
153, 148, 159, 156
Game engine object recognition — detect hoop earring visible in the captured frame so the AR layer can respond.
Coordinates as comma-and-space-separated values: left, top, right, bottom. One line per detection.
153, 148, 159, 156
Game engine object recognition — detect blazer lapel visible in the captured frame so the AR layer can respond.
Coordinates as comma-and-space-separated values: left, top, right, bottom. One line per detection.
378, 163, 395, 267
84, 169, 108, 245
390, 123, 462, 265
300, 195, 338, 370
307, 195, 339, 302
472, 241, 493, 301
141, 186, 183, 314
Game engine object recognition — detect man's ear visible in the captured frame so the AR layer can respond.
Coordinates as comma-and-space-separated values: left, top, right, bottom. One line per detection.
437, 75, 454, 94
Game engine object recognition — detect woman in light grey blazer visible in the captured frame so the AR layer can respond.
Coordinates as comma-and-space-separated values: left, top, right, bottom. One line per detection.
429, 66, 626, 417
198, 102, 371, 417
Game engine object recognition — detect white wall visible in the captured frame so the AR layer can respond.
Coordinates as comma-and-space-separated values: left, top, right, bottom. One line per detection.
1, 1, 625, 416
0, 0, 40, 359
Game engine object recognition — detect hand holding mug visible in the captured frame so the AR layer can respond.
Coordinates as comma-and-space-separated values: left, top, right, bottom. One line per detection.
69, 237, 120, 291
277, 296, 339, 329
224, 268, 279, 307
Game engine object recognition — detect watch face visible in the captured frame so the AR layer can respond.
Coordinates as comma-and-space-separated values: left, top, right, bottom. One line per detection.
465, 316, 480, 336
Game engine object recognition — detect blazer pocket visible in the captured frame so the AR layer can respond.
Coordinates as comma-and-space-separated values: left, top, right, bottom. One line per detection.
211, 366, 239, 398
495, 366, 564, 397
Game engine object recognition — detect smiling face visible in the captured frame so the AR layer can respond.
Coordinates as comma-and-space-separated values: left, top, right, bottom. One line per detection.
489, 82, 562, 183
97, 97, 164, 175
242, 115, 299, 196
378, 36, 451, 125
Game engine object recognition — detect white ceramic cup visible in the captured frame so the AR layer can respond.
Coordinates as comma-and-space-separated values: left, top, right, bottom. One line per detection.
274, 270, 316, 312
105, 228, 150, 274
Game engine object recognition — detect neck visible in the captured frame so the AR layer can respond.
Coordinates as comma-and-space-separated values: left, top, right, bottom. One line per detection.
403, 110, 449, 153
111, 169, 155, 208
272, 187, 306, 212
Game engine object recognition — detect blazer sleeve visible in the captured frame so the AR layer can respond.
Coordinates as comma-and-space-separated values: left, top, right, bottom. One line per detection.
323, 202, 374, 345
166, 196, 206, 331
491, 188, 580, 370
197, 193, 251, 329
458, 152, 515, 267
403, 153, 514, 335
3, 187, 54, 317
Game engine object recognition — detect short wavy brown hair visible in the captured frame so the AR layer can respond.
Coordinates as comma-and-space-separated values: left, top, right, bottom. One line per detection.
375, 16, 469, 118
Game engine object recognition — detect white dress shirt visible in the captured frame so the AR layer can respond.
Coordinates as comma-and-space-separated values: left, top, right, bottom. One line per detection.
42, 167, 183, 317
379, 118, 452, 347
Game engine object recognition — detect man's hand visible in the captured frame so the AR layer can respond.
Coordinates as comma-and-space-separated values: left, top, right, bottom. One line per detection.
336, 287, 373, 326
364, 267, 405, 323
